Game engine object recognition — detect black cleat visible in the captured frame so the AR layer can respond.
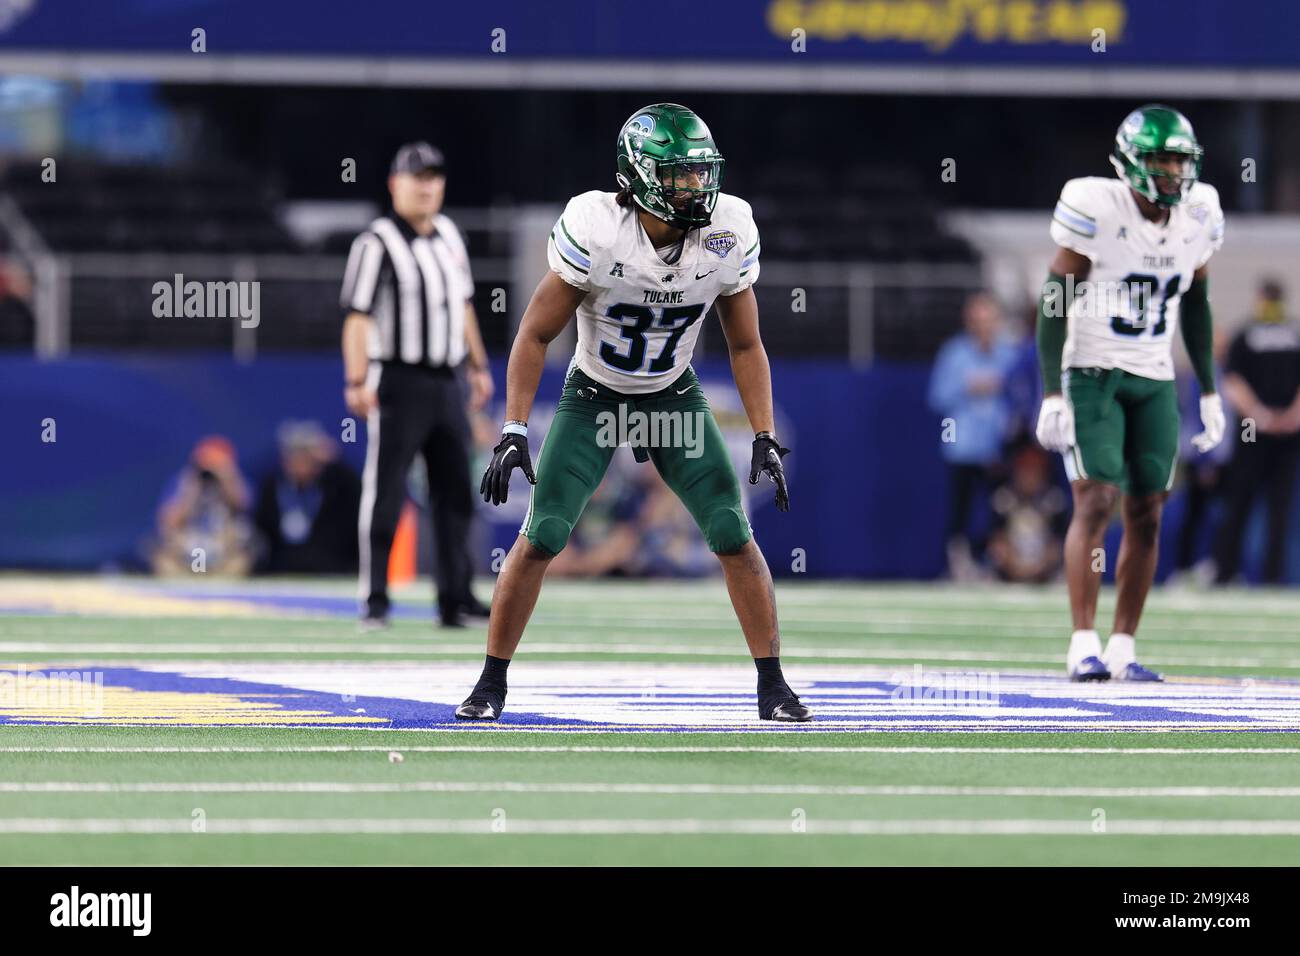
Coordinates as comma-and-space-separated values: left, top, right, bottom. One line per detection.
455, 683, 505, 721
759, 684, 813, 722
440, 597, 490, 624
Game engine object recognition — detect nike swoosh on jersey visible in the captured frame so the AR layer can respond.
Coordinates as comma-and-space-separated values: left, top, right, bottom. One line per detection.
675, 385, 696, 394
694, 270, 716, 280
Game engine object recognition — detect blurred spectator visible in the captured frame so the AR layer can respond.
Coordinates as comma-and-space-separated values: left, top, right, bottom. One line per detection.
1171, 327, 1233, 583
987, 443, 1068, 583
927, 292, 1020, 581
152, 436, 255, 576
1003, 305, 1045, 442
547, 470, 643, 578
1213, 280, 1300, 584
254, 420, 361, 574
637, 470, 716, 577
0, 259, 35, 348
549, 461, 714, 578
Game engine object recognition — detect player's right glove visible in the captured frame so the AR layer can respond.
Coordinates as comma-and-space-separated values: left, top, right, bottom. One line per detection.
1191, 393, 1225, 453
1035, 394, 1075, 453
480, 433, 536, 506
749, 432, 790, 512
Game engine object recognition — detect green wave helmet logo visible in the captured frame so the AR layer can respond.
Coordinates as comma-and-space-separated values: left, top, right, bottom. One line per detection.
625, 113, 656, 154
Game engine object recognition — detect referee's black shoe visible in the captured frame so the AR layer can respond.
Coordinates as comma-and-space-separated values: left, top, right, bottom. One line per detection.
455, 681, 505, 721
447, 598, 488, 621
456, 596, 492, 619
440, 597, 489, 628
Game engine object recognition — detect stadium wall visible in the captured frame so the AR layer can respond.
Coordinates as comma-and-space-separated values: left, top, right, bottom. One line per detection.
5, 354, 1295, 582
2, 354, 948, 579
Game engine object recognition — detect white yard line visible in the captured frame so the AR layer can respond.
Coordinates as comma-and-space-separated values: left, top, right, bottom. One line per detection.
2, 817, 1300, 836
4, 641, 1300, 668
6, 613, 1300, 642
3, 781, 1300, 797
2, 745, 1299, 755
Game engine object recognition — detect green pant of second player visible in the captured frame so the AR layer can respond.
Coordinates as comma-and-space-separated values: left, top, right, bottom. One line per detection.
1064, 366, 1180, 496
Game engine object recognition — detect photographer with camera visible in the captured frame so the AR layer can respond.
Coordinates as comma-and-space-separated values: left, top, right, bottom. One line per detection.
150, 435, 255, 576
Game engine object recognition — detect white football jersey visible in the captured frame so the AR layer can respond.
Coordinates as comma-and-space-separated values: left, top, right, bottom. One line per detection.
547, 190, 760, 394
1050, 176, 1225, 381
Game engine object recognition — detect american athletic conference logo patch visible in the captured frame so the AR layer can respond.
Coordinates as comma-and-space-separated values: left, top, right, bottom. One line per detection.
703, 229, 737, 258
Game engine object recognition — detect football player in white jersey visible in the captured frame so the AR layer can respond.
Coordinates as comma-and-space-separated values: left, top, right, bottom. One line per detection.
1035, 104, 1226, 681
456, 103, 810, 722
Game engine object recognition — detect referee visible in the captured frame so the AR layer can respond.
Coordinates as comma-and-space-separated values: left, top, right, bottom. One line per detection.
341, 141, 493, 628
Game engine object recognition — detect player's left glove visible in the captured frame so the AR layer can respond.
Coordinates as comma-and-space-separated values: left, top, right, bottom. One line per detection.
480, 432, 536, 506
749, 432, 790, 512
1192, 393, 1226, 453
1035, 394, 1075, 453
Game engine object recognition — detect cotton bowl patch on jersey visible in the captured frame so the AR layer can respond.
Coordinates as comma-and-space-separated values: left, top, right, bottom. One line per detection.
703, 229, 737, 258
8, 663, 1299, 731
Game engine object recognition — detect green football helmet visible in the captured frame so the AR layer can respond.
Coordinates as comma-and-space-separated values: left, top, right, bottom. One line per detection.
1110, 104, 1204, 207
616, 103, 724, 230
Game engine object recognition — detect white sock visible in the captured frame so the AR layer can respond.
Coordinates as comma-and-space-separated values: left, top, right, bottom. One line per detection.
1105, 633, 1136, 670
1067, 629, 1102, 672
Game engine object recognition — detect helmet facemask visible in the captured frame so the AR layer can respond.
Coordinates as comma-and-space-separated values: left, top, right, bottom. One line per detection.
619, 154, 724, 231
652, 157, 724, 230
1111, 146, 1203, 207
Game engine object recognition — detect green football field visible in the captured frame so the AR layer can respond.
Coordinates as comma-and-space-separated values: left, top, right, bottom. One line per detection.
1, 575, 1299, 865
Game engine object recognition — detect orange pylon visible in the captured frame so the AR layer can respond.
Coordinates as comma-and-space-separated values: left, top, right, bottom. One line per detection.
388, 501, 418, 586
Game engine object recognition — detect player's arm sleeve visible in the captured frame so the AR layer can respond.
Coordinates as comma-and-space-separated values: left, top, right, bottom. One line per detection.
1036, 272, 1070, 394
1048, 181, 1099, 261
547, 198, 595, 292
1180, 276, 1216, 393
721, 215, 761, 296
1196, 189, 1226, 268
340, 232, 385, 317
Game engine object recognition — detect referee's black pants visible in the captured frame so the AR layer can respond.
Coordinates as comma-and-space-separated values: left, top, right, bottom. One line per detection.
1212, 436, 1299, 584
360, 362, 475, 619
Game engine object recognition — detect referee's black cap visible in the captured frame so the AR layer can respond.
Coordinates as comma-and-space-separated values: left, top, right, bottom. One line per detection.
390, 141, 446, 176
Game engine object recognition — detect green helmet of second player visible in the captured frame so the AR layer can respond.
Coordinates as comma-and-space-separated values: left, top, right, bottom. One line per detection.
1110, 103, 1204, 208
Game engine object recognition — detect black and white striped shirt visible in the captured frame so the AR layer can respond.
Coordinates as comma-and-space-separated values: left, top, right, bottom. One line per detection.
340, 211, 474, 368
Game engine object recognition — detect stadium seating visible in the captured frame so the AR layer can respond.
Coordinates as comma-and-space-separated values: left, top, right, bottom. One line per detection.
1, 158, 977, 357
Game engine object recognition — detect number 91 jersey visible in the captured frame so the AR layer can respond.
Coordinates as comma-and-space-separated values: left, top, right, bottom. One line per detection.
547, 190, 760, 394
1051, 176, 1225, 381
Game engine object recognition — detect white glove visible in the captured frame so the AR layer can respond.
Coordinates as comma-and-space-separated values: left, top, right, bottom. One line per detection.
1192, 393, 1225, 453
1035, 394, 1075, 453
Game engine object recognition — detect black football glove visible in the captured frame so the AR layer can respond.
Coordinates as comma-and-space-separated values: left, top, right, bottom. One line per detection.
749, 432, 790, 512
480, 433, 536, 506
